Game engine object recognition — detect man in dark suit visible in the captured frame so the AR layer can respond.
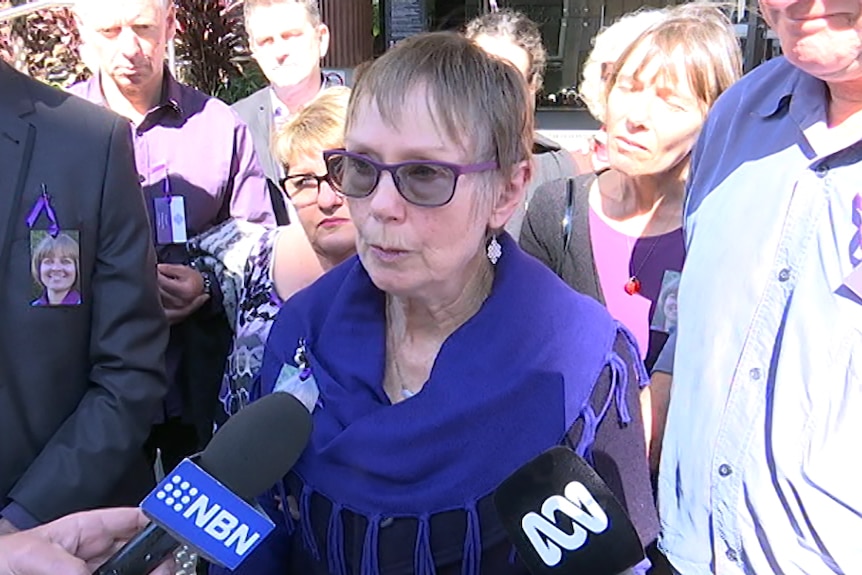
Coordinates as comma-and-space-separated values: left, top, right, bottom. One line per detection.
0, 60, 168, 534
233, 0, 337, 224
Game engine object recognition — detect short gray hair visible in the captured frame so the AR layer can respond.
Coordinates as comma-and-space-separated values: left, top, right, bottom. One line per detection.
74, 0, 173, 20
347, 32, 533, 192
464, 8, 547, 93
243, 0, 321, 30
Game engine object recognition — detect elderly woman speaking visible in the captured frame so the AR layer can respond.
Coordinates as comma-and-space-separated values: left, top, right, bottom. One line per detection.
236, 31, 657, 575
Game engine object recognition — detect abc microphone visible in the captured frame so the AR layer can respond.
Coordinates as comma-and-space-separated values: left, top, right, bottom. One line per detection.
493, 446, 645, 575
95, 392, 312, 575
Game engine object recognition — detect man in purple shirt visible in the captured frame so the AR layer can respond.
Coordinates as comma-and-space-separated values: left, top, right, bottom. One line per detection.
71, 0, 276, 471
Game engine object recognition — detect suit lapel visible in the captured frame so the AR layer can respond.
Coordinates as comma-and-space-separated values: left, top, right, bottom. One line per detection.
0, 63, 36, 288
256, 90, 283, 181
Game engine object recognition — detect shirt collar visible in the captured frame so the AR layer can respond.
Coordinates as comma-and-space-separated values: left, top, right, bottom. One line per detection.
269, 72, 340, 122
753, 58, 827, 121
84, 66, 183, 118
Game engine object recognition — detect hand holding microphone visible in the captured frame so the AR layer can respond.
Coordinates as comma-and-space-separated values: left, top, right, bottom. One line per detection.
95, 392, 312, 575
0, 508, 172, 575
494, 447, 646, 575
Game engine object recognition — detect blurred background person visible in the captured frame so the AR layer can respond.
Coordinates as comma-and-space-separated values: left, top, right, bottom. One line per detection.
222, 31, 657, 575
71, 0, 275, 472
234, 0, 338, 224
520, 2, 741, 475
575, 8, 669, 173
216, 86, 355, 419
465, 8, 578, 240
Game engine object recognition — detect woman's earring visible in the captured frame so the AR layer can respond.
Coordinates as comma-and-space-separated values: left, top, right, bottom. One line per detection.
487, 235, 502, 265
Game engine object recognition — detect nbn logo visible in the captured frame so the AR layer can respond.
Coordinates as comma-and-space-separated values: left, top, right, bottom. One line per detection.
521, 481, 609, 567
180, 493, 261, 556
143, 459, 275, 570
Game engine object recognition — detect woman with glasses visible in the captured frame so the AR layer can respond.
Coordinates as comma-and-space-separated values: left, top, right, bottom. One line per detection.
228, 32, 657, 575
216, 86, 355, 419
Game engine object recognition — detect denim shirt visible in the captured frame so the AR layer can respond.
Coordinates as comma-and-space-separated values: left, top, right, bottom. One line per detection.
658, 57, 862, 574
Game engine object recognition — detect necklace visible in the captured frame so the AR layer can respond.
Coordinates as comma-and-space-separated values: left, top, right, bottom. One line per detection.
624, 236, 662, 295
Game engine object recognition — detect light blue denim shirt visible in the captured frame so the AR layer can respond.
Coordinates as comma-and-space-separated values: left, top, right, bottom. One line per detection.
658, 57, 862, 574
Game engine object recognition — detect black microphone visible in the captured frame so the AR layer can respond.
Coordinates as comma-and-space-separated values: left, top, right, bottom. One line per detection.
493, 446, 645, 575
95, 392, 312, 575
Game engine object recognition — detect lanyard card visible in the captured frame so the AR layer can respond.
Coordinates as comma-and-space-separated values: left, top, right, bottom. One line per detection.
154, 195, 188, 245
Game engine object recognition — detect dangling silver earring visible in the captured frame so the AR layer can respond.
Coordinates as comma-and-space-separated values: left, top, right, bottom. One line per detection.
487, 234, 502, 265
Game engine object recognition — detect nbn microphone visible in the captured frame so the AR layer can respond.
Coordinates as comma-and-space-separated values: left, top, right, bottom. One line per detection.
141, 458, 274, 569
95, 393, 313, 575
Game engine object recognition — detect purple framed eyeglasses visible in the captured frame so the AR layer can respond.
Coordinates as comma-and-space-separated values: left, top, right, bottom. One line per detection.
322, 149, 499, 207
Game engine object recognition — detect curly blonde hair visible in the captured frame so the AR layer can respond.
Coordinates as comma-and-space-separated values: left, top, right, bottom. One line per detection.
579, 8, 668, 123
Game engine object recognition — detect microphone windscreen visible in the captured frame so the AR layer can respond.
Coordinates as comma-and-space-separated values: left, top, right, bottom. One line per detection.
493, 446, 644, 575
198, 392, 312, 499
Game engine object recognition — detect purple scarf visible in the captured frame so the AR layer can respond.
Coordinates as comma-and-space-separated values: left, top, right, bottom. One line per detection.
258, 233, 643, 574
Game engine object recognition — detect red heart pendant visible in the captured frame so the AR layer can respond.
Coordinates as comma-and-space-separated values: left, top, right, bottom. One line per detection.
624, 277, 641, 295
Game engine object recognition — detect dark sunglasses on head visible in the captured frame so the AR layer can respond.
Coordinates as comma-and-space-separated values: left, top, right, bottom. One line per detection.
322, 149, 499, 208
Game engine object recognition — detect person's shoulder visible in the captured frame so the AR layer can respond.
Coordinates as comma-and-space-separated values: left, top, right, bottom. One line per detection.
278, 256, 357, 314
24, 78, 123, 138
267, 256, 359, 345
513, 241, 609, 319
231, 87, 268, 113
707, 57, 798, 122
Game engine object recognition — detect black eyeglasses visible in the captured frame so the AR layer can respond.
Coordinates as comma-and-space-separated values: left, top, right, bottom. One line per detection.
279, 173, 340, 206
322, 149, 499, 208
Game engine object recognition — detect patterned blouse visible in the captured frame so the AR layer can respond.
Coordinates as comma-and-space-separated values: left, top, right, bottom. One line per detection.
218, 227, 285, 419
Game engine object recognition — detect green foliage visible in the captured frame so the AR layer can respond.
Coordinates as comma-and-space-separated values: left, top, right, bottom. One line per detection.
0, 2, 89, 87
173, 0, 257, 101
0, 0, 265, 102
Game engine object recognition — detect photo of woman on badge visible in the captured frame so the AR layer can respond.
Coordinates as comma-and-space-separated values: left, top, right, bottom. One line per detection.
30, 232, 82, 306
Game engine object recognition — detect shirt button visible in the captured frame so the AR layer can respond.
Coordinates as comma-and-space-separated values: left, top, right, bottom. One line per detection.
138, 174, 145, 183
718, 464, 733, 477
778, 268, 791, 282
726, 549, 738, 562
749, 368, 761, 380
814, 164, 829, 176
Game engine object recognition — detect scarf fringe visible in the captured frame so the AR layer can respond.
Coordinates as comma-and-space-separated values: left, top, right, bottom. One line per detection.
606, 352, 632, 426
326, 502, 347, 575
461, 502, 481, 575
574, 405, 599, 461
361, 515, 382, 575
508, 544, 518, 566
274, 480, 296, 536
615, 321, 650, 386
300, 483, 321, 560
414, 514, 436, 575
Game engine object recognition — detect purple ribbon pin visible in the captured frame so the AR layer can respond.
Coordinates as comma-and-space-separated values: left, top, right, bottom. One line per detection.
851, 194, 862, 267
25, 184, 60, 237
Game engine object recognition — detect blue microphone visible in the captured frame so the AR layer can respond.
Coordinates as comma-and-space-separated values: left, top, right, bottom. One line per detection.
95, 392, 312, 574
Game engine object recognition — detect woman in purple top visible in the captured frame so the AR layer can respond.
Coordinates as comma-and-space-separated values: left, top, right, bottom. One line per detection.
521, 5, 741, 473
30, 233, 82, 306
217, 31, 658, 575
